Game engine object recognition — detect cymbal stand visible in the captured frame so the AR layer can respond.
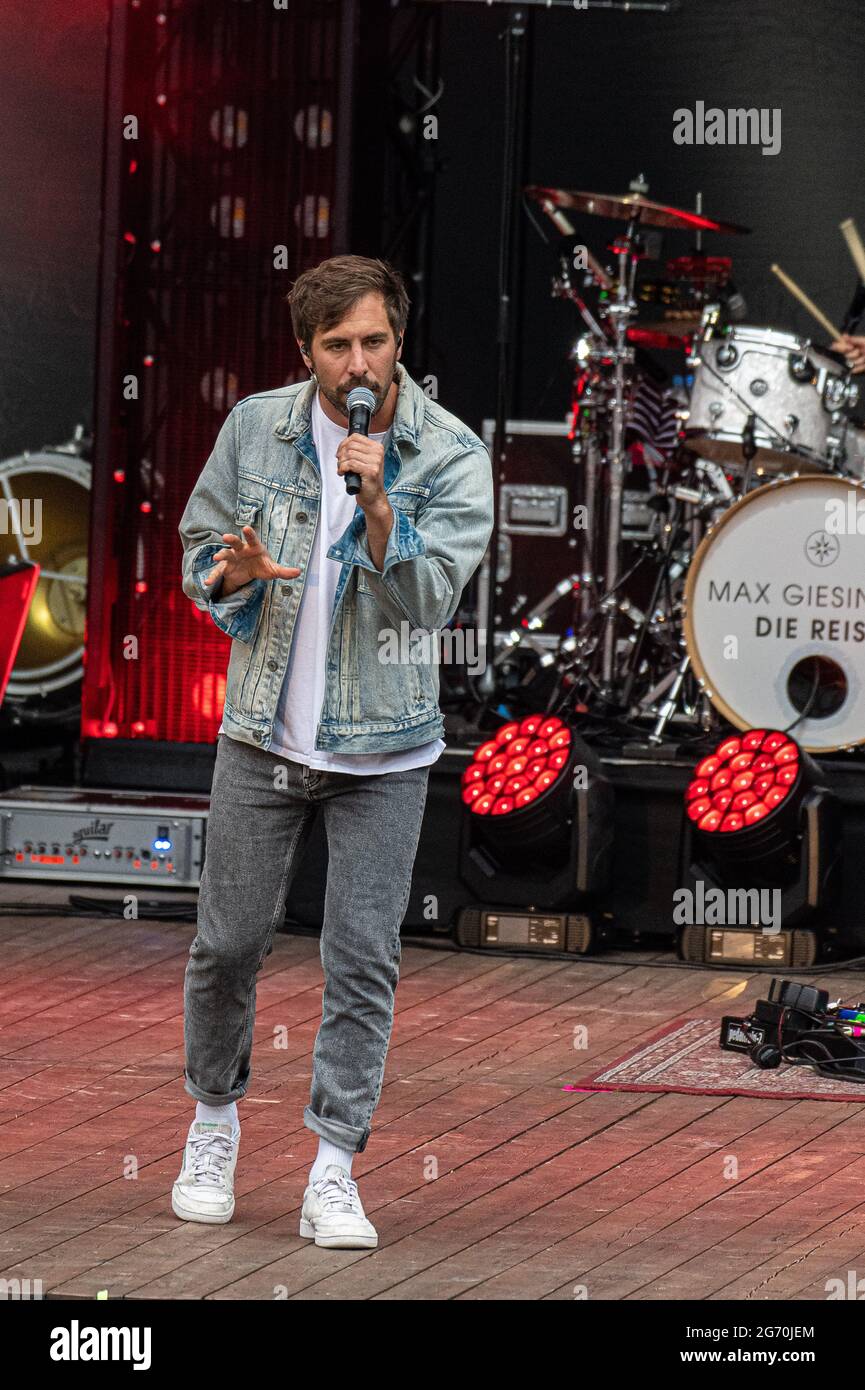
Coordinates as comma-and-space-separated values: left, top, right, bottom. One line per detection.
553, 251, 612, 629
599, 219, 639, 691
618, 468, 686, 708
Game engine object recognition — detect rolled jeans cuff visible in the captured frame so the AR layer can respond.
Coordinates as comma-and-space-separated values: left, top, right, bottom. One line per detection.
304, 1104, 371, 1154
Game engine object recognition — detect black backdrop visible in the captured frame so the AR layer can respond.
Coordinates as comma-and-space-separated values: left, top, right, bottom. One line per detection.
422, 0, 865, 432
0, 0, 107, 460
2, 0, 865, 456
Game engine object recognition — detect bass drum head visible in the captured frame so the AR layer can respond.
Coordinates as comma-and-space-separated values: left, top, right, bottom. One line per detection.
684, 472, 865, 752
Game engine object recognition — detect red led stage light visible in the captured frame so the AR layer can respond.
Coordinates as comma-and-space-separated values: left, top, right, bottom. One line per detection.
685, 729, 800, 835
461, 714, 573, 817
677, 726, 842, 967
457, 714, 615, 915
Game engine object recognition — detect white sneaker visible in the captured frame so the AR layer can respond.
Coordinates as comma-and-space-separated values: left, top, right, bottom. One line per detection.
299, 1164, 378, 1249
171, 1120, 240, 1224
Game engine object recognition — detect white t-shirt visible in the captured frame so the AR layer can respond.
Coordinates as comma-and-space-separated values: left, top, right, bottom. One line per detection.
223, 389, 445, 775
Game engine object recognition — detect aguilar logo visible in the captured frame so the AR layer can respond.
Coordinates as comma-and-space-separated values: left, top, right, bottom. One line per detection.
71, 818, 113, 845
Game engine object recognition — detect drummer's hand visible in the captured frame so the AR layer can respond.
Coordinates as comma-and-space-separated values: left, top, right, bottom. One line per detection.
831, 333, 865, 373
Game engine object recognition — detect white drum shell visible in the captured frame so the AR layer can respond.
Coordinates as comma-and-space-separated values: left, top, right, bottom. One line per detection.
684, 473, 865, 751
685, 325, 842, 469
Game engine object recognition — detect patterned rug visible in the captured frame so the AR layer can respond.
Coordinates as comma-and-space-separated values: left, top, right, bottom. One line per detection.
566, 1016, 865, 1103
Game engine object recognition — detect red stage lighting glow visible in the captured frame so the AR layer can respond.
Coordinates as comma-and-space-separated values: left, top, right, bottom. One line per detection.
686, 729, 800, 833
462, 714, 572, 816
192, 673, 227, 723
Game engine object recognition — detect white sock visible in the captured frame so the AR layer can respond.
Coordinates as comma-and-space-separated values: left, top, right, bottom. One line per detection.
310, 1137, 354, 1183
196, 1100, 239, 1135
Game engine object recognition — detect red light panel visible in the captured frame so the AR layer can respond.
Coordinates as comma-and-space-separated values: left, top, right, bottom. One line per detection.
81, 0, 344, 747
462, 714, 572, 816
685, 729, 800, 834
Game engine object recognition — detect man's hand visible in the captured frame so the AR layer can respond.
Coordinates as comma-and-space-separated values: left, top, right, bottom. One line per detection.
336, 436, 394, 570
335, 435, 387, 509
203, 524, 301, 596
831, 333, 865, 374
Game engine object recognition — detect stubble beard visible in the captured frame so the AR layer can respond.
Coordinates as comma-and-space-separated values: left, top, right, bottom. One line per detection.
316, 356, 399, 422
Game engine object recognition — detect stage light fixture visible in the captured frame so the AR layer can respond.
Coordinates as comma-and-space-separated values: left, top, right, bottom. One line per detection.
677, 729, 842, 967
462, 713, 575, 854
456, 714, 615, 948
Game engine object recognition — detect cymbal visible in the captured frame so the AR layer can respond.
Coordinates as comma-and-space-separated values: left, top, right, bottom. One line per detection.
526, 185, 751, 235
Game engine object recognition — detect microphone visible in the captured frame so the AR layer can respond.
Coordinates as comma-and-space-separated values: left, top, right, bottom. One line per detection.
344, 385, 376, 496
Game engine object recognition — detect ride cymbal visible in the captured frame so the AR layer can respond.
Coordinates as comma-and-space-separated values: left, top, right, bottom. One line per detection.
525, 185, 751, 235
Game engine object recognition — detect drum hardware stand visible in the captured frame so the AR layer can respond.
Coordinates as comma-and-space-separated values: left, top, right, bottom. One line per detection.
618, 484, 689, 710
832, 405, 864, 476
599, 221, 639, 692
489, 574, 581, 667
617, 646, 699, 757
689, 299, 721, 358
555, 541, 655, 703
577, 428, 602, 627
624, 649, 696, 728
693, 456, 735, 504
492, 629, 560, 673
824, 373, 859, 474
570, 374, 609, 629
554, 249, 611, 346
647, 649, 693, 746
740, 412, 758, 493
826, 418, 852, 473
631, 659, 681, 717
556, 255, 614, 632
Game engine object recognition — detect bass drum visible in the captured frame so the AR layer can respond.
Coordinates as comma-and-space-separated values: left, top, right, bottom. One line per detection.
684, 472, 865, 752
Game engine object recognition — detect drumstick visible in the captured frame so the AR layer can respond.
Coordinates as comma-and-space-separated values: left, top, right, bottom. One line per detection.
840, 217, 865, 285
770, 263, 841, 340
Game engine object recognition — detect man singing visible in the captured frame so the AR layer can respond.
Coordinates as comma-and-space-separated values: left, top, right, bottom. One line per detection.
174, 255, 494, 1247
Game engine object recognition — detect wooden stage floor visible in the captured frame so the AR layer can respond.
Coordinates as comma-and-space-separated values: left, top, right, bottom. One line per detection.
1, 881, 865, 1302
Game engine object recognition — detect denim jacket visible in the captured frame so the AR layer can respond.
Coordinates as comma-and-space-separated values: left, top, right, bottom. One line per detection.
178, 364, 494, 754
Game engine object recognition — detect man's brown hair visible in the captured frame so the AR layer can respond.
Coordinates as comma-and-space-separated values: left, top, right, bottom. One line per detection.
286, 254, 410, 350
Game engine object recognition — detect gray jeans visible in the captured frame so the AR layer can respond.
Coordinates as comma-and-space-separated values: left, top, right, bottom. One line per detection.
183, 732, 431, 1153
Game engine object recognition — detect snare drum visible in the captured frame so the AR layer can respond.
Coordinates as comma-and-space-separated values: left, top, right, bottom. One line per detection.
684, 325, 847, 472
684, 472, 865, 751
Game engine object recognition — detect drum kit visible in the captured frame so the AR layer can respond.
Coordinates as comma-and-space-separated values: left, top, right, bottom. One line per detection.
520, 180, 865, 754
